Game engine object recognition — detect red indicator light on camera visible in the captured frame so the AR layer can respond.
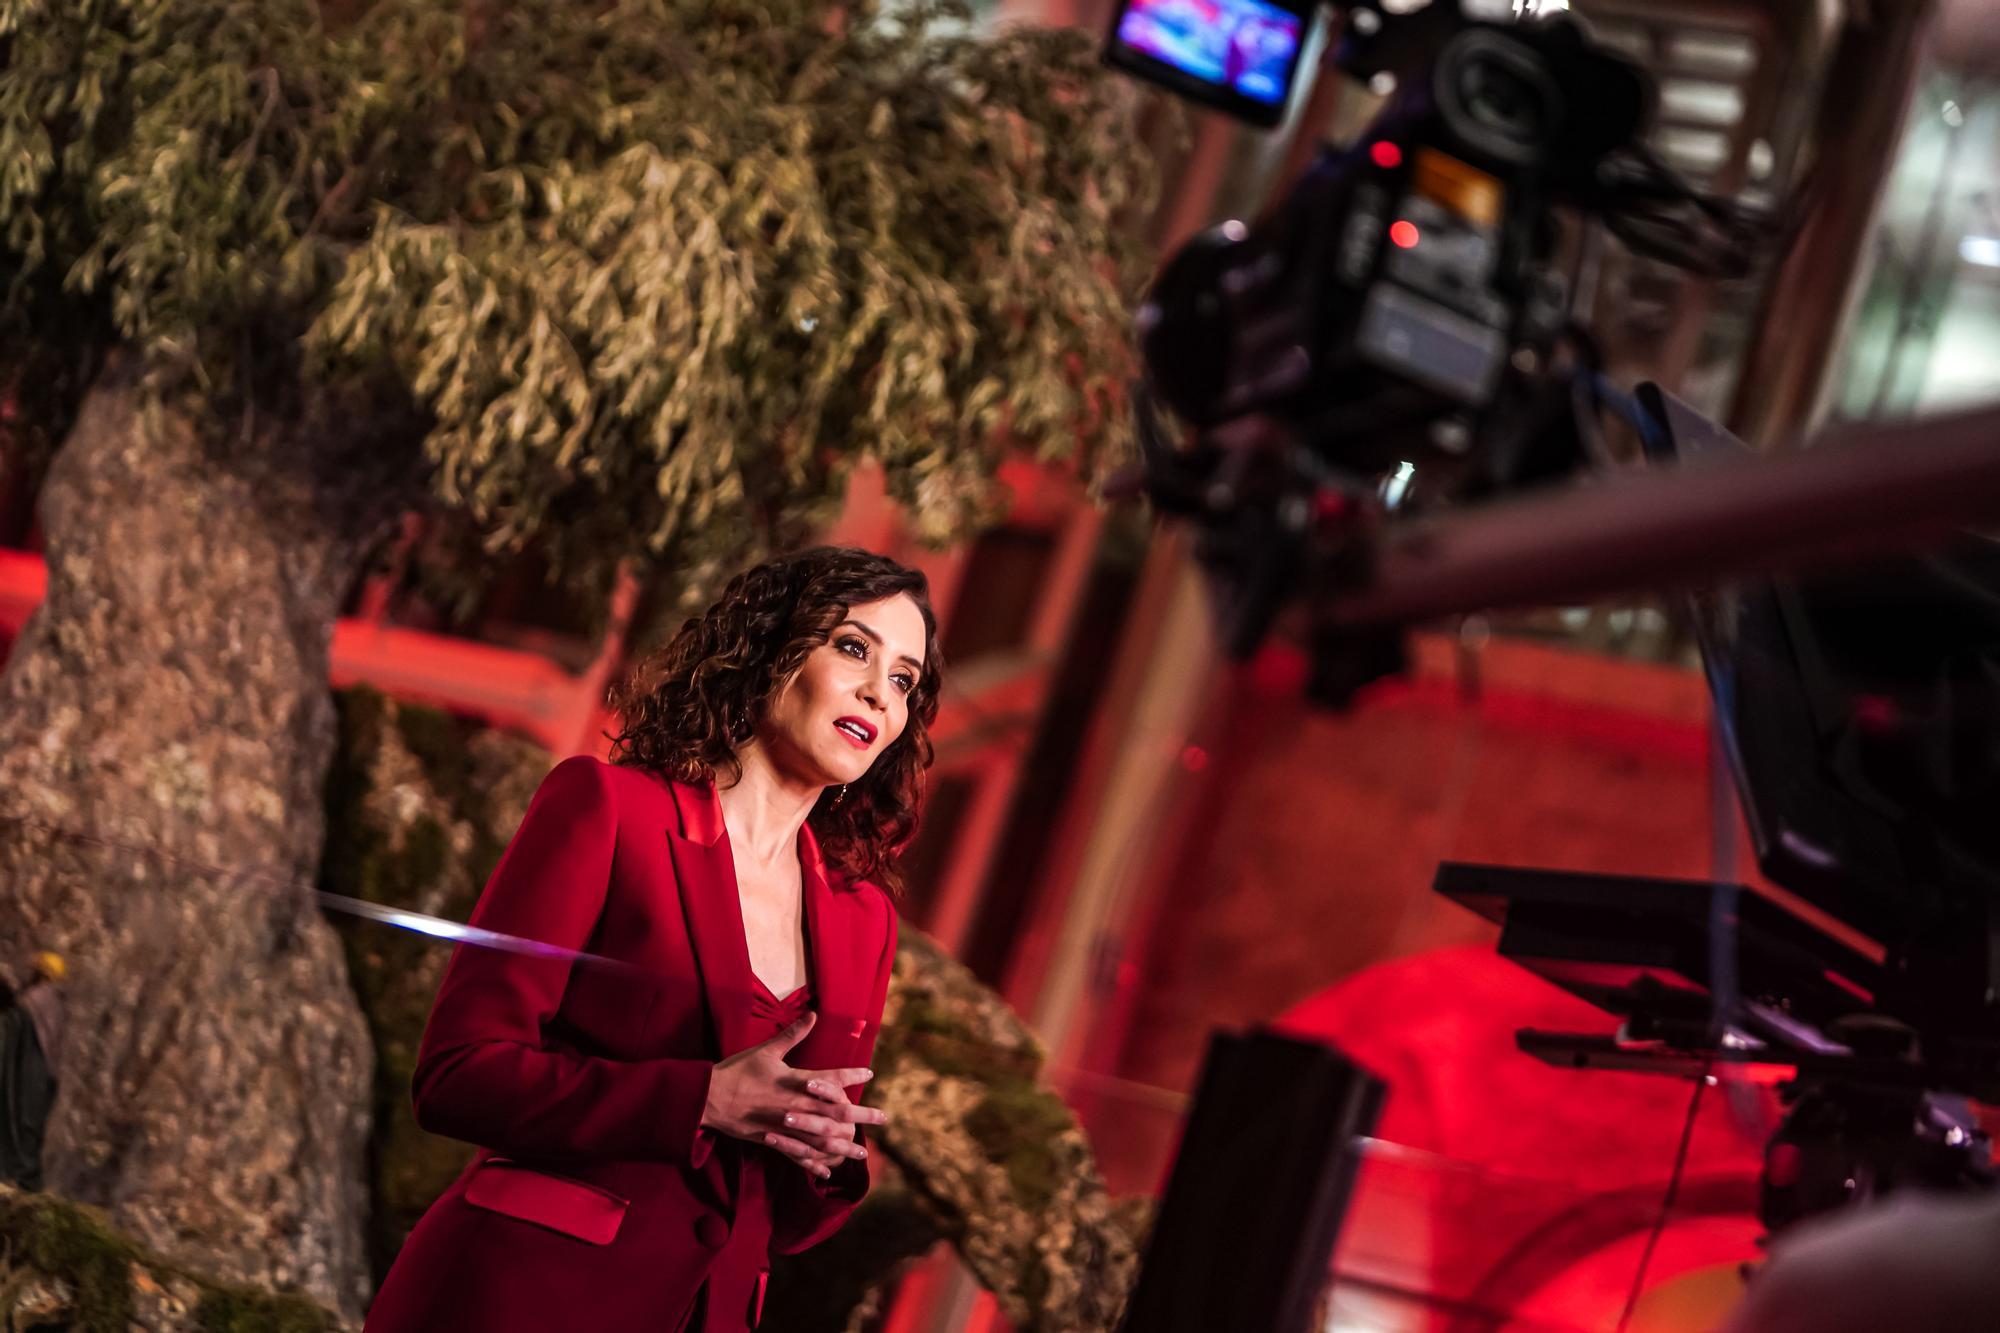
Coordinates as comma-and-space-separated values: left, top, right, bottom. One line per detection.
1389, 220, 1420, 249
1369, 141, 1403, 169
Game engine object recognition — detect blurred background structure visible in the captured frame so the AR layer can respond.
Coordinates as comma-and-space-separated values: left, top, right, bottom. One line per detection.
2, 0, 1998, 1330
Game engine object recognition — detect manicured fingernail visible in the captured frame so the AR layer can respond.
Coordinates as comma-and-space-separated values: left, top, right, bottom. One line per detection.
783, 1113, 797, 1127
764, 1134, 778, 1146
805, 1081, 821, 1095
857, 1147, 867, 1159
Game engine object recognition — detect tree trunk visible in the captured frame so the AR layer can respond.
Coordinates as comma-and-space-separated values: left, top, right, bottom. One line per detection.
0, 362, 412, 1319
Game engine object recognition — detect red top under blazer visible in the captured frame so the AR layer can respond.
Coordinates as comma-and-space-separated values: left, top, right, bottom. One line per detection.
362, 755, 898, 1333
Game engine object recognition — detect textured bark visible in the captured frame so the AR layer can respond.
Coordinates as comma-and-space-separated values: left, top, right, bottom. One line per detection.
0, 365, 415, 1319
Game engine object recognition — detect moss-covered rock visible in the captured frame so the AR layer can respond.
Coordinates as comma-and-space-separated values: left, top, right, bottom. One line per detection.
0, 1184, 343, 1332
964, 1082, 1079, 1214
863, 932, 1148, 1332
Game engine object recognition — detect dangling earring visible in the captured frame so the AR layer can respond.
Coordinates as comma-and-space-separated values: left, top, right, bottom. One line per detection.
833, 783, 848, 807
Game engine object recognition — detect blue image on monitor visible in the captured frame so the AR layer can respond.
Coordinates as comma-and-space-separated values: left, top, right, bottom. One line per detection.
1117, 0, 1303, 105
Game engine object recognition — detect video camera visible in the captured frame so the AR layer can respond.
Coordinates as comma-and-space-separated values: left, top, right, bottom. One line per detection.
1106, 0, 1772, 671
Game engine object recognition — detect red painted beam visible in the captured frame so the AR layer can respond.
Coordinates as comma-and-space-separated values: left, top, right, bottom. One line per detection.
0, 547, 46, 629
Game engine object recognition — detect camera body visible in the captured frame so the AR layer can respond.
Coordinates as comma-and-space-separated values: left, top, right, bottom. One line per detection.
1116, 6, 1680, 665
1136, 11, 1649, 484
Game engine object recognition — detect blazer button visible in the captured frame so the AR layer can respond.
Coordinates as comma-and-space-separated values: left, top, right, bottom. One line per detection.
696, 1214, 729, 1248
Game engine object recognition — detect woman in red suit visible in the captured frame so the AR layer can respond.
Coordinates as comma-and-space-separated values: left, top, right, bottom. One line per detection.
364, 546, 940, 1333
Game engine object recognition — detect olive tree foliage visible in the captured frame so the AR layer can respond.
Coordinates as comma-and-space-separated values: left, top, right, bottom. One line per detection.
0, 0, 1157, 601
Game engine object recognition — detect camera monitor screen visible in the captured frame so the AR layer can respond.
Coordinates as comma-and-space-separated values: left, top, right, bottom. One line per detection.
1105, 0, 1316, 128
1636, 382, 2000, 949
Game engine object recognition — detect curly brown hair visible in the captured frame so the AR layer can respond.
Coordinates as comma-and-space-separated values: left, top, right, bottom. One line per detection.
608, 546, 942, 895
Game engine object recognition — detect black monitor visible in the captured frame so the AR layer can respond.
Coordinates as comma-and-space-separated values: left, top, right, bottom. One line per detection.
1636, 382, 2000, 1053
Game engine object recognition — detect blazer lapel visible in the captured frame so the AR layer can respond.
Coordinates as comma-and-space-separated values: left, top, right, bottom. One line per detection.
664, 778, 761, 1059
790, 822, 873, 1071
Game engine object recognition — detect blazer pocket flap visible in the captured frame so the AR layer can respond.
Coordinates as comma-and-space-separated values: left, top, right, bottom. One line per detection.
465, 1159, 628, 1245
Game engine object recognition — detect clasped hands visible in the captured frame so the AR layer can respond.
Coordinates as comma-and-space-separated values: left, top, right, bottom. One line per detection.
700, 1011, 887, 1180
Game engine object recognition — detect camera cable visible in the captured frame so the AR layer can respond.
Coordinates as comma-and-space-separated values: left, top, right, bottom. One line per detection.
1614, 1058, 1715, 1333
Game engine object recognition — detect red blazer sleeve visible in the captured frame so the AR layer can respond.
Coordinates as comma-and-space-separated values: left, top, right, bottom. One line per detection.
410, 756, 714, 1164
768, 900, 898, 1256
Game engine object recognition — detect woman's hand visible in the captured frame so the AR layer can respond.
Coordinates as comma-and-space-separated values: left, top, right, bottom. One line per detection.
700, 1012, 888, 1179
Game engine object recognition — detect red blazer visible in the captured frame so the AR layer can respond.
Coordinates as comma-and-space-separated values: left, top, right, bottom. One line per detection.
363, 756, 897, 1333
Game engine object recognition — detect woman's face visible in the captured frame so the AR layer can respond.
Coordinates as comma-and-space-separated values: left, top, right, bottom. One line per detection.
759, 592, 928, 789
